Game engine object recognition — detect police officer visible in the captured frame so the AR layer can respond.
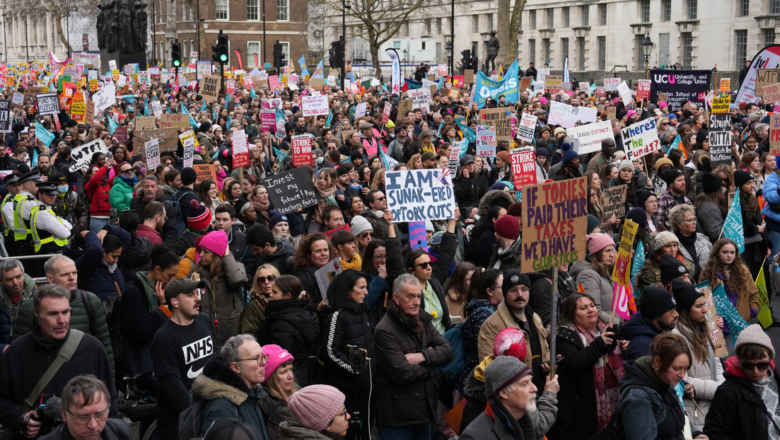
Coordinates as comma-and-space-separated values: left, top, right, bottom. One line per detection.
28, 181, 72, 275
1, 173, 21, 255
50, 173, 88, 239
10, 170, 41, 256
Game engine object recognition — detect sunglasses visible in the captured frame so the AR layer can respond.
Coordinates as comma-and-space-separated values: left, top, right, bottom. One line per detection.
256, 274, 277, 284
120, 169, 133, 175
360, 232, 374, 239
741, 361, 771, 371
414, 262, 432, 269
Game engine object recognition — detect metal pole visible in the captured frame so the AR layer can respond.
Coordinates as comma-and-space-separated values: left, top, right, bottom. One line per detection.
152, 0, 156, 65
24, 15, 28, 62
196, 0, 201, 59
262, 0, 266, 64
549, 266, 559, 377
449, 0, 454, 77
340, 0, 346, 92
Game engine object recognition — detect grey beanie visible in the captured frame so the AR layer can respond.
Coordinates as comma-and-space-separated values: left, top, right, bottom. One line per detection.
735, 324, 775, 358
484, 356, 532, 398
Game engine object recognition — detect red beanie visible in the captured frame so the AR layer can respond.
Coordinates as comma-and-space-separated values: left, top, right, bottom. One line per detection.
494, 215, 520, 241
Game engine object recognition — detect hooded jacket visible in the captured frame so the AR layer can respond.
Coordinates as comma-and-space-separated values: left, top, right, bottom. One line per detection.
109, 175, 135, 212
487, 236, 523, 272
84, 165, 113, 217
76, 228, 128, 302
197, 253, 247, 350
262, 240, 296, 275
191, 356, 270, 438
0, 273, 35, 352
277, 421, 331, 440
621, 311, 663, 362
256, 299, 319, 387
704, 356, 780, 440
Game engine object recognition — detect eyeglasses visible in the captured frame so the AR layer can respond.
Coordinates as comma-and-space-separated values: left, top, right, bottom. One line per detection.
741, 361, 771, 371
120, 169, 133, 175
373, 254, 387, 260
682, 218, 697, 224
373, 196, 385, 202
237, 354, 270, 365
361, 232, 374, 239
67, 408, 110, 424
414, 262, 432, 269
333, 408, 349, 421
256, 274, 277, 284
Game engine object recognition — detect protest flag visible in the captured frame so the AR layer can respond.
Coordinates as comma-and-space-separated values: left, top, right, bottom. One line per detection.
630, 238, 645, 299
722, 193, 745, 254
756, 265, 774, 328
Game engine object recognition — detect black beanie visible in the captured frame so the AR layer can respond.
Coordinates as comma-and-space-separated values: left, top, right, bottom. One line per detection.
696, 129, 708, 145
181, 167, 198, 186
734, 170, 753, 189
636, 189, 654, 208
502, 268, 531, 292
701, 172, 722, 194
659, 254, 689, 285
672, 279, 703, 312
663, 169, 684, 185
639, 286, 678, 321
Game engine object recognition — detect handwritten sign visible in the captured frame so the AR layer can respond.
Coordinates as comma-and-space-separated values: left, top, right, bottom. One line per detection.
291, 135, 313, 167
302, 94, 328, 117
476, 126, 497, 157
720, 78, 731, 92
612, 219, 637, 287
36, 93, 60, 115
545, 75, 563, 91
511, 146, 537, 189
133, 127, 180, 153
151, 100, 163, 118
201, 74, 221, 102
159, 114, 189, 130
232, 129, 250, 168
548, 101, 598, 128
145, 138, 161, 169
516, 113, 537, 144
180, 130, 196, 168
694, 282, 729, 358
194, 164, 217, 185
409, 89, 430, 113
262, 166, 321, 214
708, 114, 732, 168
479, 108, 512, 141
520, 177, 588, 273
602, 185, 628, 220
763, 82, 780, 104
315, 258, 343, 301
386, 169, 455, 222
771, 115, 780, 157
68, 139, 109, 172
604, 77, 621, 92
136, 116, 156, 130
567, 121, 615, 155
10, 92, 24, 109
756, 69, 780, 96
621, 118, 660, 161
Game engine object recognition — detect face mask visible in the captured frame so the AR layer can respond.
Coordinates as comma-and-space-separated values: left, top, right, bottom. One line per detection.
57, 186, 68, 194
317, 157, 324, 165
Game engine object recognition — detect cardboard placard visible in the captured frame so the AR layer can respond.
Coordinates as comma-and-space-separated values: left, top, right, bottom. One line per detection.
36, 93, 60, 115
395, 99, 413, 124
159, 114, 190, 130
602, 185, 628, 220
464, 69, 474, 84
520, 77, 533, 91
135, 116, 156, 130
262, 166, 321, 214
133, 127, 180, 154
10, 92, 24, 109
85, 101, 95, 124
520, 177, 588, 273
545, 75, 563, 91
386, 169, 456, 222
201, 74, 221, 102
755, 69, 780, 97
697, 283, 728, 358
479, 108, 512, 141
194, 164, 217, 185
114, 126, 128, 143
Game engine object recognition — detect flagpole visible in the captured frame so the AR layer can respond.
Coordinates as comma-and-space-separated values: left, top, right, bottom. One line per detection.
549, 266, 559, 377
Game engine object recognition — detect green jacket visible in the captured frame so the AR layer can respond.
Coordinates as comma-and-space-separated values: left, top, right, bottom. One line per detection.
13, 288, 115, 376
109, 176, 134, 213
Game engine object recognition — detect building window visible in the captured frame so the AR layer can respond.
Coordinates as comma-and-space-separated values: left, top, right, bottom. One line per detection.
247, 0, 259, 20
636, 35, 644, 71
488, 14, 493, 32
542, 38, 550, 64
563, 7, 569, 27
183, 40, 188, 59
215, 0, 228, 20
682, 32, 693, 68
581, 5, 589, 26
597, 36, 606, 70
599, 4, 607, 25
530, 10, 536, 30
561, 38, 569, 64
578, 37, 585, 70
687, 0, 697, 19
529, 39, 536, 64
663, 0, 672, 21
641, 0, 650, 22
279, 41, 289, 68
472, 15, 478, 33
772, 0, 780, 14
547, 8, 553, 28
736, 29, 748, 67
277, 0, 288, 21
424, 19, 431, 35
248, 42, 260, 67
765, 28, 776, 46
739, 0, 749, 16
191, 40, 195, 58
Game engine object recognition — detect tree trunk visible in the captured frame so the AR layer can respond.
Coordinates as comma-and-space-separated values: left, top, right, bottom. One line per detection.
53, 11, 72, 53
371, 42, 380, 73
497, 0, 526, 68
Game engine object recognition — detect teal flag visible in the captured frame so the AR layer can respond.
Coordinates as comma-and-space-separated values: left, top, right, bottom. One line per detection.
702, 280, 750, 340
182, 102, 198, 128
273, 147, 288, 162
108, 116, 118, 134
667, 134, 681, 154
631, 238, 645, 298
325, 111, 333, 128
144, 96, 150, 116
723, 193, 745, 253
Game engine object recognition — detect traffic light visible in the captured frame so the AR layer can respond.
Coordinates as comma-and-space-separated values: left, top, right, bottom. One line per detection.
212, 30, 229, 64
329, 41, 343, 68
171, 39, 181, 68
273, 41, 285, 70
459, 50, 470, 73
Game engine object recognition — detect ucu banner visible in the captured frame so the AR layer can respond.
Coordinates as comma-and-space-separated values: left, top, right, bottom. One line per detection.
649, 69, 712, 111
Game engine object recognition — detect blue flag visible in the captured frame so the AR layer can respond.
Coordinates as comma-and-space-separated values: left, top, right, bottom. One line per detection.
724, 193, 745, 254
325, 111, 333, 128
144, 96, 150, 116
212, 107, 217, 121
474, 60, 519, 108
667, 134, 681, 154
108, 116, 118, 135
456, 117, 476, 145
200, 100, 207, 111
298, 55, 308, 78
437, 75, 444, 93
631, 238, 645, 298
182, 102, 198, 128
273, 147, 288, 162
250, 86, 256, 99
32, 149, 38, 167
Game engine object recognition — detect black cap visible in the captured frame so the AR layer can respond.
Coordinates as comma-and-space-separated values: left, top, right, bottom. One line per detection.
659, 254, 689, 285
672, 279, 704, 312
502, 268, 531, 292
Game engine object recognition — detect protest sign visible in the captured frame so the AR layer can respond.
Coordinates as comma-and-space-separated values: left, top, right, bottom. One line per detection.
145, 138, 161, 169
650, 70, 711, 110
263, 166, 321, 214
386, 169, 455, 222
194, 164, 217, 185
511, 147, 537, 189
92, 82, 116, 111
617, 81, 633, 106
548, 101, 598, 128
261, 110, 276, 132
180, 130, 196, 168
315, 258, 343, 300
533, 81, 544, 95
448, 142, 461, 176
537, 68, 550, 82
464, 69, 474, 84
68, 139, 108, 172
201, 75, 220, 102
10, 92, 24, 109
151, 100, 162, 118
520, 177, 588, 273
196, 60, 212, 80
621, 118, 660, 161
395, 99, 413, 123
324, 224, 352, 241
771, 115, 780, 156
0, 101, 10, 133
602, 185, 627, 220
409, 221, 429, 249
595, 86, 606, 97
520, 77, 533, 91
479, 108, 512, 140
567, 121, 614, 155
133, 127, 180, 153
720, 78, 731, 92
516, 113, 537, 143
70, 102, 86, 123
159, 114, 189, 130
712, 96, 730, 113
694, 282, 729, 358
604, 78, 621, 91
302, 95, 328, 117
637, 80, 651, 99
136, 116, 156, 130
756, 69, 780, 96
381, 102, 392, 124
291, 135, 313, 167
763, 83, 780, 104
612, 219, 638, 288
354, 102, 367, 118
85, 101, 95, 124
114, 127, 128, 143
410, 89, 430, 113
476, 126, 497, 157
545, 75, 563, 91
708, 113, 732, 168
36, 93, 60, 115
232, 129, 250, 168
35, 122, 55, 147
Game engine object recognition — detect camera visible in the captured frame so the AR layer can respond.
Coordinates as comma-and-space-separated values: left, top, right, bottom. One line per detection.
347, 345, 367, 367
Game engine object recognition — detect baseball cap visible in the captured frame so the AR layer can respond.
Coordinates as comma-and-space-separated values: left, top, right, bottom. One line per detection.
164, 278, 206, 304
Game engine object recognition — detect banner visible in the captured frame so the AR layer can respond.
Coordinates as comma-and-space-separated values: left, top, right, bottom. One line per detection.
723, 191, 745, 254
511, 147, 537, 189
386, 169, 456, 222
736, 45, 780, 104
622, 118, 661, 161
711, 281, 750, 340
650, 70, 712, 111
476, 126, 497, 157
386, 48, 402, 95
566, 120, 614, 155
35, 121, 55, 147
520, 177, 588, 273
474, 60, 519, 108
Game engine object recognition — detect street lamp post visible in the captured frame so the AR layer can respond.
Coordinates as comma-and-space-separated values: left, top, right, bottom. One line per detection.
262, 0, 266, 63
445, 36, 452, 78
2, 14, 7, 63
449, 0, 454, 77
641, 32, 653, 80
151, 0, 156, 65
340, 0, 349, 92
24, 14, 28, 62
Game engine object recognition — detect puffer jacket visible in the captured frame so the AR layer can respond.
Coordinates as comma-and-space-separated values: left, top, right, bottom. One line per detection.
320, 301, 375, 392
256, 299, 320, 387
84, 165, 113, 217
196, 253, 247, 350
621, 311, 662, 362
109, 175, 134, 212
52, 189, 88, 236
672, 323, 725, 431
761, 171, 780, 229
576, 266, 620, 325
191, 355, 271, 438
0, 273, 35, 352
262, 240, 296, 275
258, 392, 296, 440
119, 235, 152, 282
277, 421, 331, 440
13, 288, 115, 375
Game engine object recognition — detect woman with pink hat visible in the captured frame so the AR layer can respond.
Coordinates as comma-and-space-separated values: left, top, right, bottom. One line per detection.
576, 233, 620, 324
259, 344, 299, 440
195, 230, 248, 350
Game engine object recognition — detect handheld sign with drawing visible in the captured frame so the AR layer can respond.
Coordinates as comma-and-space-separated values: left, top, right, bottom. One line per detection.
476, 126, 497, 157
68, 139, 109, 173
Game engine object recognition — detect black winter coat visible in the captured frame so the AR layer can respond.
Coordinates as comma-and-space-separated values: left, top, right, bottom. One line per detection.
119, 273, 168, 380
320, 302, 375, 392
373, 304, 454, 427
256, 299, 319, 387
704, 356, 780, 440
452, 174, 488, 211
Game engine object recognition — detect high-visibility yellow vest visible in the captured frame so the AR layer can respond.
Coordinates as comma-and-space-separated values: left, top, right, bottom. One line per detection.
30, 206, 68, 252
12, 194, 34, 240
1, 193, 13, 236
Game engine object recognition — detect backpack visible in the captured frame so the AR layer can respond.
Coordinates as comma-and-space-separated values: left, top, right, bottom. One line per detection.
440, 306, 495, 381
178, 394, 238, 440
172, 191, 186, 236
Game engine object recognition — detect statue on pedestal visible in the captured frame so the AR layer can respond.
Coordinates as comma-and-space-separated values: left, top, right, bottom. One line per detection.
97, 0, 147, 53
485, 30, 500, 74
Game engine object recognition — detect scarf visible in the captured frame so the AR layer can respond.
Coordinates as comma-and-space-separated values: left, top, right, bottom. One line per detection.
484, 401, 524, 440
136, 272, 160, 312
573, 322, 624, 429
754, 370, 780, 440
103, 260, 118, 275
340, 253, 362, 271
390, 298, 423, 339
312, 185, 337, 223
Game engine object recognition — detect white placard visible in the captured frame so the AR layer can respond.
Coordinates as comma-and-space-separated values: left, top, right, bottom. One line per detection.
476, 126, 497, 157
145, 138, 161, 169
151, 100, 163, 118
302, 95, 329, 117
68, 139, 109, 173
410, 89, 431, 113
93, 82, 117, 112
622, 119, 661, 161
617, 81, 633, 106
605, 77, 621, 92
537, 68, 550, 82
566, 121, 615, 155
180, 130, 195, 168
386, 169, 456, 222
448, 142, 461, 175
516, 113, 538, 143
533, 81, 544, 94
547, 101, 598, 129
354, 102, 367, 118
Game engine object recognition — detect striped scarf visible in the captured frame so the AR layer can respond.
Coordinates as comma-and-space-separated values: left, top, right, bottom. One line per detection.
574, 322, 625, 429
